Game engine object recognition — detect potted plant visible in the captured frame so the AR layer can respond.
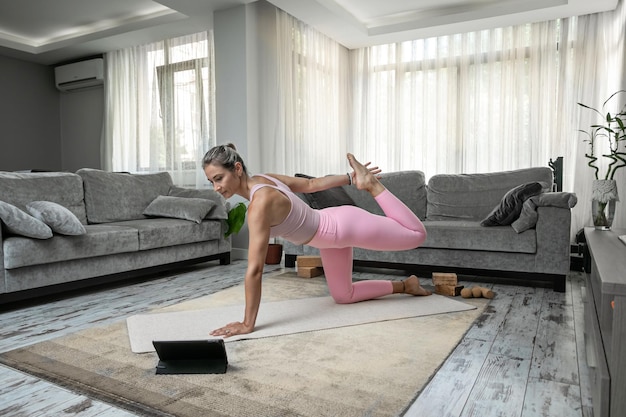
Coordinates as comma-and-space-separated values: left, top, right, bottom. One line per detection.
224, 202, 247, 238
578, 90, 626, 229
224, 202, 282, 264
265, 238, 283, 265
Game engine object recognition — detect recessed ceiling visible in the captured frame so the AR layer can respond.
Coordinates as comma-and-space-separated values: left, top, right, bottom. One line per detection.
0, 0, 618, 65
0, 0, 255, 65
0, 0, 175, 51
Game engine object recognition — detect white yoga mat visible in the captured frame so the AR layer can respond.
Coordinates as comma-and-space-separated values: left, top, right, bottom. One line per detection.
127, 294, 476, 353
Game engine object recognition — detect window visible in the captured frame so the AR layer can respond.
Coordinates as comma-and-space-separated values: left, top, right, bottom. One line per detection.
104, 31, 215, 188
351, 22, 571, 178
156, 58, 211, 175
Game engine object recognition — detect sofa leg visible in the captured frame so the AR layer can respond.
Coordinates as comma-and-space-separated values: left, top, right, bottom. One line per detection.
553, 275, 566, 292
285, 254, 297, 268
220, 253, 231, 265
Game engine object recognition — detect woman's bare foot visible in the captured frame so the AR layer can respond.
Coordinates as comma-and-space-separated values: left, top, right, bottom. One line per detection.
403, 275, 432, 296
346, 153, 385, 196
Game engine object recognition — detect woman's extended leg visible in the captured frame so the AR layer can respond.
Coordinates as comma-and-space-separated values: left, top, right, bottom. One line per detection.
347, 153, 427, 248
308, 153, 430, 303
311, 152, 427, 251
311, 206, 430, 303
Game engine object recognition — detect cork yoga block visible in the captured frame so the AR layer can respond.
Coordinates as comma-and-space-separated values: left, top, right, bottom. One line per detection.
434, 284, 464, 297
432, 272, 458, 286
296, 256, 323, 268
297, 266, 324, 278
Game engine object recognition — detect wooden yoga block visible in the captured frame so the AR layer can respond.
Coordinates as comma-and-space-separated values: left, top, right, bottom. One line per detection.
434, 284, 464, 297
297, 266, 324, 278
432, 272, 458, 286
296, 255, 323, 268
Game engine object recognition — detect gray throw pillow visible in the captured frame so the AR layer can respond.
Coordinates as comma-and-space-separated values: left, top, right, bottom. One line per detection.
480, 182, 544, 226
77, 169, 173, 223
510, 198, 539, 233
0, 200, 53, 239
143, 195, 216, 224
511, 192, 578, 233
295, 173, 356, 209
26, 201, 87, 236
168, 186, 228, 220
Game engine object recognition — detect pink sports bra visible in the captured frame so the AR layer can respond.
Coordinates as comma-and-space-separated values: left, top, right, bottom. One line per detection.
249, 174, 320, 245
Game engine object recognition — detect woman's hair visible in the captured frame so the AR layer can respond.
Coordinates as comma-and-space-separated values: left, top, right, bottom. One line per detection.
202, 143, 248, 175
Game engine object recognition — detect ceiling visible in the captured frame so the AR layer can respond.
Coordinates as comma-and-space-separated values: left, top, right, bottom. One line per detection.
0, 0, 618, 66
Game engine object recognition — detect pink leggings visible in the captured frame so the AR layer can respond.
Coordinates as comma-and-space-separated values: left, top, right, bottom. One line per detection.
307, 189, 427, 304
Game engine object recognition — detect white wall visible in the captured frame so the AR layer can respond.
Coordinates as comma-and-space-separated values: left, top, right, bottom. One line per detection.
0, 55, 62, 171
214, 1, 280, 256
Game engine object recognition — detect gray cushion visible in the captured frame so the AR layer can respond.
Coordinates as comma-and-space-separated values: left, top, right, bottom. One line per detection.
0, 200, 53, 239
77, 169, 173, 223
511, 192, 578, 233
480, 182, 544, 226
3, 224, 139, 269
295, 173, 356, 209
421, 220, 537, 253
0, 171, 87, 223
344, 171, 427, 219
107, 218, 223, 250
168, 186, 228, 220
427, 167, 553, 221
26, 201, 87, 236
143, 196, 216, 224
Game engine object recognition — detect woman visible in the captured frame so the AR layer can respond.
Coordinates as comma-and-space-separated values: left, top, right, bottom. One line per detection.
203, 144, 430, 338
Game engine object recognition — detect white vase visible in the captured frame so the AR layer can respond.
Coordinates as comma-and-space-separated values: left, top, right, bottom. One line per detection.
591, 179, 619, 230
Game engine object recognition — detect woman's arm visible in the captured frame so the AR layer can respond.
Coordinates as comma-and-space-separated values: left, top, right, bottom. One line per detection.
269, 169, 377, 194
209, 194, 272, 337
265, 173, 349, 194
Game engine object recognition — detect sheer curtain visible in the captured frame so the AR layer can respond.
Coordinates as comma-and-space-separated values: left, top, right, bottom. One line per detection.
102, 31, 215, 188
570, 0, 626, 231
350, 21, 576, 179
271, 10, 350, 176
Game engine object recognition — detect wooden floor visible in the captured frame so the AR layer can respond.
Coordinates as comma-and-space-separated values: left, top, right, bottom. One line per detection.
0, 260, 592, 417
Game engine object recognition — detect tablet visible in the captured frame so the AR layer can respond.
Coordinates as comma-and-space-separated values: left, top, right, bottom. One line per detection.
152, 339, 228, 374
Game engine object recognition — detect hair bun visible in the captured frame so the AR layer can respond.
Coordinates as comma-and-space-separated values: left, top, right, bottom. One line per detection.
225, 143, 237, 151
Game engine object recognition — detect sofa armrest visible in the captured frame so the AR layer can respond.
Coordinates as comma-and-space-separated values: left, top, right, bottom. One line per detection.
534, 206, 571, 275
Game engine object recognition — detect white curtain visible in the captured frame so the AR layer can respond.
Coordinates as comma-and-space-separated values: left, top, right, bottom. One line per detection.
350, 22, 577, 179
570, 0, 626, 231
271, 10, 350, 176
102, 31, 216, 188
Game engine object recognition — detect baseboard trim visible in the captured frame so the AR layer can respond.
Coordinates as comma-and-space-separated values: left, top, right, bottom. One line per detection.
231, 248, 248, 260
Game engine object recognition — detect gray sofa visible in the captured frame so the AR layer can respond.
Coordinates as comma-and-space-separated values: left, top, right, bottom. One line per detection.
0, 169, 231, 304
284, 167, 576, 292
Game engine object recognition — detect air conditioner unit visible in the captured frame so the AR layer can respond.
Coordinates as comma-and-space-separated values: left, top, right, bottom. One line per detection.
55, 58, 104, 92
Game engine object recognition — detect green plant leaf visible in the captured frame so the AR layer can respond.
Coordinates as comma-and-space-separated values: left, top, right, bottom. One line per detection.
578, 90, 626, 181
225, 202, 247, 238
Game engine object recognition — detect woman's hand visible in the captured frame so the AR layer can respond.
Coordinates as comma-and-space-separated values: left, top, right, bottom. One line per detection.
367, 161, 382, 176
210, 321, 254, 338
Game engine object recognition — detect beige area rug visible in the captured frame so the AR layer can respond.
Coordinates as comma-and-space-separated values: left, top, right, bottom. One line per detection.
0, 272, 488, 417
127, 273, 478, 353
